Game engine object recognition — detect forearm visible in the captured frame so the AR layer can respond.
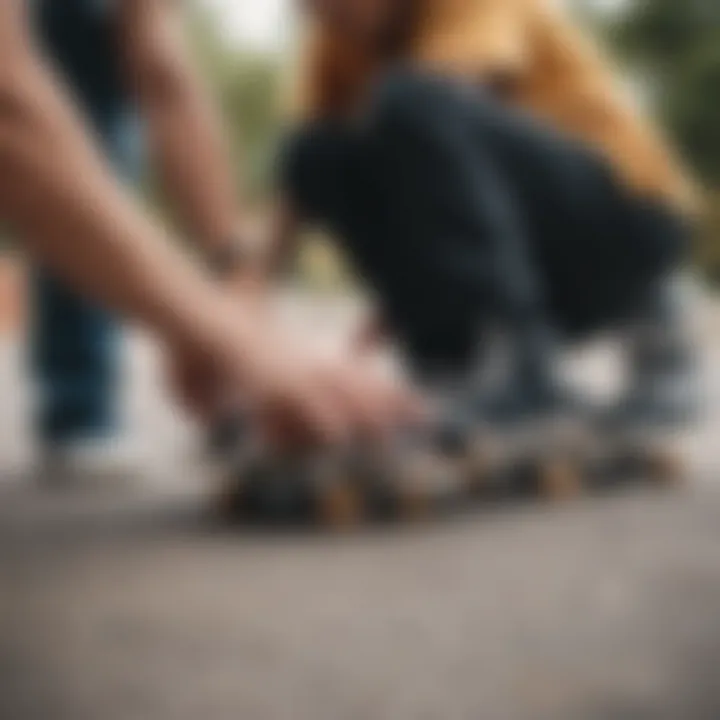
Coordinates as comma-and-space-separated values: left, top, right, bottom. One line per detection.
137, 68, 239, 248
0, 52, 248, 354
121, 1, 241, 250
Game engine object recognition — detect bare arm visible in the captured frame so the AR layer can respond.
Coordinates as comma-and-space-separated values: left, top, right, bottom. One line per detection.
0, 0, 241, 352
0, 1, 416, 438
118, 0, 243, 254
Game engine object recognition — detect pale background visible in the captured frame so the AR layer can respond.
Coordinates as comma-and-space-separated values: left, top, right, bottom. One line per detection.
200, 0, 629, 53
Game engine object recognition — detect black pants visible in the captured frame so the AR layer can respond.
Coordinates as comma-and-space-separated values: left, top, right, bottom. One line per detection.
281, 70, 686, 374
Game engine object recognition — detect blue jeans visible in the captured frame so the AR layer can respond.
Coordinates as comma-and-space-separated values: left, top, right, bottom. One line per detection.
30, 113, 142, 445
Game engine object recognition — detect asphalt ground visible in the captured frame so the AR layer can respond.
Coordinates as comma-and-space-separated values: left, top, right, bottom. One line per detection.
1, 295, 719, 720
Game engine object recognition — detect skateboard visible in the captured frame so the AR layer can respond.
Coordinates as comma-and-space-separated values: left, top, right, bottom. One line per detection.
208, 411, 689, 531
211, 430, 471, 529
208, 411, 482, 529
581, 421, 690, 491
466, 411, 690, 501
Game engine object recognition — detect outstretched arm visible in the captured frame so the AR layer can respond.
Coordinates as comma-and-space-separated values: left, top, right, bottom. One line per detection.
120, 1, 319, 287
119, 0, 251, 264
0, 0, 416, 441
0, 0, 231, 347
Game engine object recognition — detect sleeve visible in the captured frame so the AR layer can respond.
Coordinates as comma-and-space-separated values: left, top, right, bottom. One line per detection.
410, 0, 532, 82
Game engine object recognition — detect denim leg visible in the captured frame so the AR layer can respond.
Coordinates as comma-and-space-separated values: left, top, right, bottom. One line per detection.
30, 270, 119, 443
30, 113, 143, 445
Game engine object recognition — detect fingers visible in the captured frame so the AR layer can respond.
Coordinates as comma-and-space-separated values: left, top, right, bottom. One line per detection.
338, 371, 419, 438
287, 357, 425, 446
192, 309, 426, 451
319, 366, 393, 440
261, 379, 351, 449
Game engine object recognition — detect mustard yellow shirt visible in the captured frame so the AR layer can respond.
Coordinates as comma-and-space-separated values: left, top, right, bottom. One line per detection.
295, 0, 695, 210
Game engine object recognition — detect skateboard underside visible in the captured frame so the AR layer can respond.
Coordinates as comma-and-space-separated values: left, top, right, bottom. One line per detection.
212, 427, 688, 530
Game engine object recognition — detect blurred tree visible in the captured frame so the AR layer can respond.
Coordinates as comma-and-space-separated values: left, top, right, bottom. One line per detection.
185, 4, 283, 195
184, 6, 352, 288
609, 0, 720, 188
583, 0, 720, 280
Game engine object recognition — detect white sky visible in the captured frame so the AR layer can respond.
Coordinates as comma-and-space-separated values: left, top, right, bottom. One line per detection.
199, 0, 292, 52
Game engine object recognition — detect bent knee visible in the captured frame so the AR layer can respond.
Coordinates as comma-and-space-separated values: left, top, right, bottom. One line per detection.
278, 121, 360, 220
366, 67, 496, 140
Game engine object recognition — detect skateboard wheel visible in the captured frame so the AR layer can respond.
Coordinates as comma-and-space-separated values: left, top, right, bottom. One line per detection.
215, 456, 262, 520
537, 458, 583, 500
398, 450, 462, 519
217, 475, 247, 519
644, 449, 685, 486
397, 486, 432, 520
467, 439, 494, 492
316, 482, 364, 529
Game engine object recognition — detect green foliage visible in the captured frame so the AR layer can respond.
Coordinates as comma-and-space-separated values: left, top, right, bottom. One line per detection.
218, 58, 283, 193
664, 45, 720, 188
610, 0, 720, 188
611, 0, 719, 68
695, 194, 720, 282
600, 0, 720, 280
186, 5, 283, 195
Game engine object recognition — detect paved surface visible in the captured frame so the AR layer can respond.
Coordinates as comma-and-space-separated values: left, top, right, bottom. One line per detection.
2, 297, 720, 720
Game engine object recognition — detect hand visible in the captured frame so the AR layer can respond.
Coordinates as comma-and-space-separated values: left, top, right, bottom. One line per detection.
253, 350, 422, 448
167, 299, 422, 448
352, 312, 387, 355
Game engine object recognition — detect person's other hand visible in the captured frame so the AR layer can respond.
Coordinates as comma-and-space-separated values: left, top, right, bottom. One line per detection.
167, 301, 422, 448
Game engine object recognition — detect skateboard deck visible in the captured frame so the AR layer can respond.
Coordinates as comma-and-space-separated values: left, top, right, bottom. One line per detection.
209, 416, 689, 530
